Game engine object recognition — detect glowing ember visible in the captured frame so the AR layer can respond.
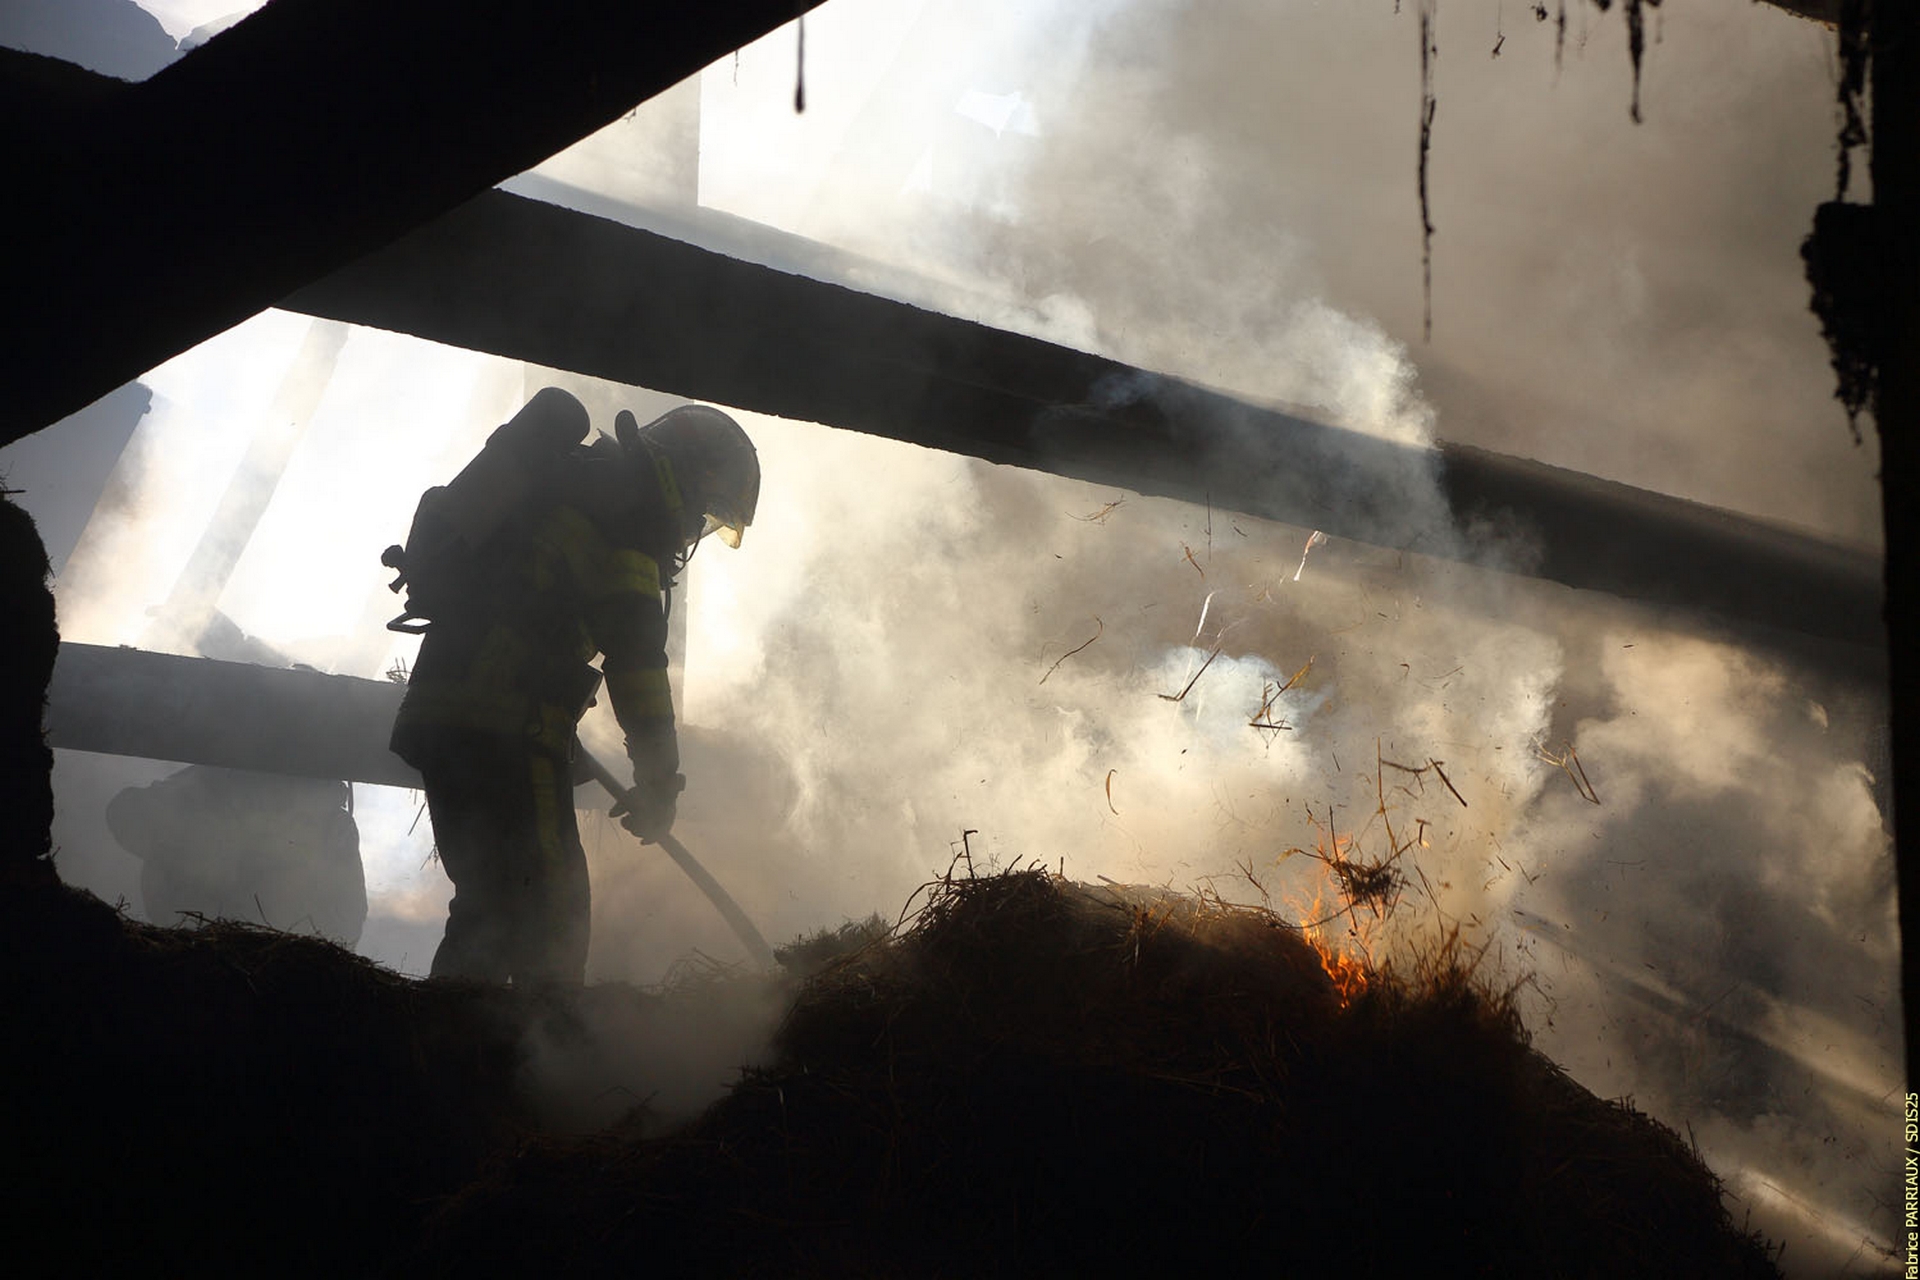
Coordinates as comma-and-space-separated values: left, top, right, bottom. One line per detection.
1277, 815, 1385, 1010
1310, 935, 1371, 1007
1288, 875, 1374, 1009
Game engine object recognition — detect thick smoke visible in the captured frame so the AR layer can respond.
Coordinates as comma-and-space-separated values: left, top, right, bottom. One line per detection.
648, 1, 1893, 1269
676, 0, 1874, 543
9, 0, 1897, 1271
659, 408, 1896, 1271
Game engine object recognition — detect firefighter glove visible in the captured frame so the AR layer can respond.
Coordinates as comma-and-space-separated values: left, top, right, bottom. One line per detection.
618, 729, 681, 842
613, 773, 682, 844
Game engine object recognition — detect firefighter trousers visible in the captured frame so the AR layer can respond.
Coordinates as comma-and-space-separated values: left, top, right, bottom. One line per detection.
415, 731, 590, 985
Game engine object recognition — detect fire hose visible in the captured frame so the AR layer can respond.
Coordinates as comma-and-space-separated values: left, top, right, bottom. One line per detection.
577, 745, 779, 971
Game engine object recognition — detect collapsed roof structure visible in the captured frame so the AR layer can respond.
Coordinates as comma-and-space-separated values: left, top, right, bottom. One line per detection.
1, 1, 1913, 1270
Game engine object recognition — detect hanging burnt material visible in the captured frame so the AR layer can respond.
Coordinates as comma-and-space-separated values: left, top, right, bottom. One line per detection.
1800, 0, 1879, 440
1589, 0, 1666, 124
1418, 0, 1670, 338
1834, 0, 1873, 201
1803, 201, 1885, 440
1418, 0, 1438, 340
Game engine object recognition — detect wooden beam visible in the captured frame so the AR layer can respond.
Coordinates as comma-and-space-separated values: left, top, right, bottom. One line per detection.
41, 644, 788, 822
45, 643, 419, 789
284, 189, 1885, 654
0, 0, 828, 442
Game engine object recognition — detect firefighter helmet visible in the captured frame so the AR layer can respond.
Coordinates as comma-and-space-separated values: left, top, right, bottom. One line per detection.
617, 405, 759, 549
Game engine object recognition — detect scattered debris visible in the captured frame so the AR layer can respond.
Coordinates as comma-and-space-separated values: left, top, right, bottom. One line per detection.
1189, 589, 1219, 644
1431, 758, 1469, 808
1249, 655, 1314, 739
1283, 806, 1408, 933
1537, 739, 1601, 804
1248, 705, 1291, 738
1038, 617, 1102, 686
1158, 641, 1223, 702
1292, 529, 1328, 581
1381, 754, 1469, 808
1071, 498, 1125, 524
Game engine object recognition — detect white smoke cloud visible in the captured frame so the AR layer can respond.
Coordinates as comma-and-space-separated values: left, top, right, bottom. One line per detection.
657, 7, 1903, 1250
1490, 625, 1898, 1275
129, 0, 261, 43
21, 0, 1895, 1269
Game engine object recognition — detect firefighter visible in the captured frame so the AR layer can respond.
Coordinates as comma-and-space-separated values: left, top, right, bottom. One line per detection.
106, 764, 367, 945
388, 387, 759, 985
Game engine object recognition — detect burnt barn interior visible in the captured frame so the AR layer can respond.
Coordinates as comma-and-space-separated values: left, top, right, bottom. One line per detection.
1, 1, 1915, 1275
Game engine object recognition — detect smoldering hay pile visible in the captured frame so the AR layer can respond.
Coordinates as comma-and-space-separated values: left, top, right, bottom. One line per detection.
3, 474, 1775, 1279
3, 876, 787, 1275
411, 867, 1776, 1279
4, 861, 1779, 1278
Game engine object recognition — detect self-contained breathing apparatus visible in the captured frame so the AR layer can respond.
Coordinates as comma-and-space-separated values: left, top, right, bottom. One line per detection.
381, 386, 592, 634
382, 389, 759, 634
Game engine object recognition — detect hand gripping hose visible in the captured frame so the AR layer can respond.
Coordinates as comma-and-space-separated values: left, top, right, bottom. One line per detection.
578, 745, 779, 971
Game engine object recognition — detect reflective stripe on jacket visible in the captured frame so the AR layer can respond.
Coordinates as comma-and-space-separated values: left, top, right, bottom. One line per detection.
392, 495, 673, 759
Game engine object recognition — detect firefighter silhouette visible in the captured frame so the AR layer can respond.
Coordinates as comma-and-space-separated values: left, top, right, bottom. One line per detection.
106, 763, 367, 945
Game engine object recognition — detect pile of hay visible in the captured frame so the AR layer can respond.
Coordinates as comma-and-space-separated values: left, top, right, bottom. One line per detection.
2, 879, 778, 1276
412, 869, 1780, 1279
4, 880, 530, 1273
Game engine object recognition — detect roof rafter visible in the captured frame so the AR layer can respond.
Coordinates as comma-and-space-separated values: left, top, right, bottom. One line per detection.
286, 189, 1883, 652
0, 0, 828, 440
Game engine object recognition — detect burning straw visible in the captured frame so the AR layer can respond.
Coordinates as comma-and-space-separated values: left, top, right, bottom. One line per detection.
414, 864, 1782, 1279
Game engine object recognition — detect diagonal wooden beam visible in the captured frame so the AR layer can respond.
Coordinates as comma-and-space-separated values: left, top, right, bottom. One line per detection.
0, 0, 827, 443
284, 188, 1885, 653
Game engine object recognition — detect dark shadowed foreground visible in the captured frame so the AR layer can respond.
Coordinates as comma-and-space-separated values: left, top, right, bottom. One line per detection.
409, 871, 1780, 1279
5, 864, 1782, 1279
3, 490, 1775, 1278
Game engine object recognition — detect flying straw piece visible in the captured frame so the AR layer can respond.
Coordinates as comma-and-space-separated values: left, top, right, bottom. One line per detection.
1191, 590, 1217, 646
1250, 657, 1311, 736
1377, 752, 1465, 808
1248, 678, 1291, 735
1039, 617, 1103, 685
1428, 758, 1468, 808
1071, 499, 1125, 524
1292, 530, 1328, 582
1159, 642, 1224, 702
1536, 741, 1601, 804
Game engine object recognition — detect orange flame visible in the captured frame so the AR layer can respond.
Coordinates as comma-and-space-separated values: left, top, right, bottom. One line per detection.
1308, 933, 1370, 1008
1288, 836, 1375, 1009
